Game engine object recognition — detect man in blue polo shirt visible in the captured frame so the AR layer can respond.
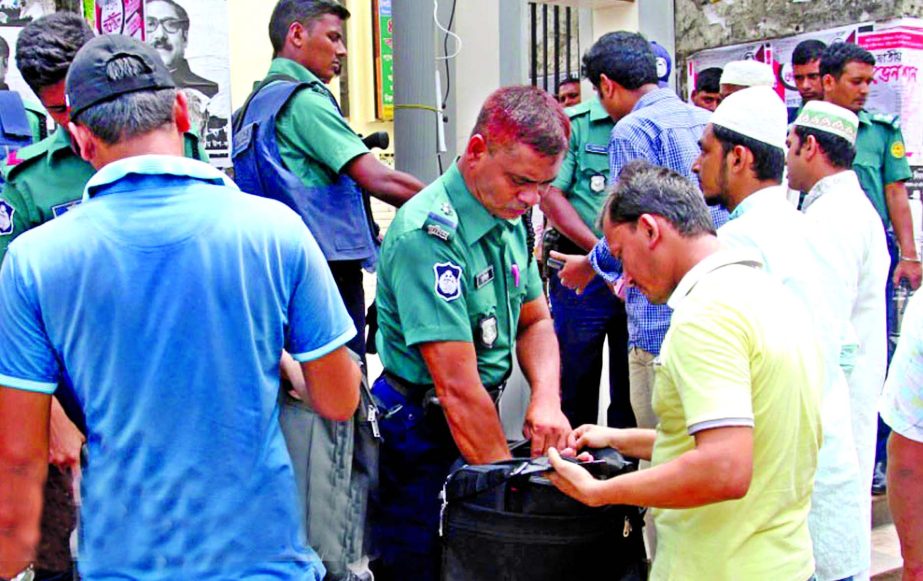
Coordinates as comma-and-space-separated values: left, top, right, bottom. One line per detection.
0, 35, 360, 581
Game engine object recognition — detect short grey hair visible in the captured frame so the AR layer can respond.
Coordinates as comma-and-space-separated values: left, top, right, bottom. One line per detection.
604, 160, 715, 237
72, 56, 177, 145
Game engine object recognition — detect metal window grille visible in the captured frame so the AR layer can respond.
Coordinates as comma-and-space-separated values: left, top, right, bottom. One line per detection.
528, 2, 580, 94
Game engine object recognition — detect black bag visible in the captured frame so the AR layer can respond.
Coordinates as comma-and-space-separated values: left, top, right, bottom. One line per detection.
440, 442, 647, 581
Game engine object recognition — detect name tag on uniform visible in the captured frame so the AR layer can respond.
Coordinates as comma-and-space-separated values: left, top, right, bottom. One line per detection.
585, 144, 608, 155
475, 266, 495, 289
51, 199, 82, 218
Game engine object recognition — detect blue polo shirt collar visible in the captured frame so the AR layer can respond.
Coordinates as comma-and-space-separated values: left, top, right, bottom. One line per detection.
84, 155, 237, 201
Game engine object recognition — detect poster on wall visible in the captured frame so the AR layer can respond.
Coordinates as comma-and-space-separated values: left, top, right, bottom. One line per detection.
85, 0, 144, 40
686, 42, 775, 99
84, 0, 233, 167
858, 22, 923, 163
373, 0, 393, 121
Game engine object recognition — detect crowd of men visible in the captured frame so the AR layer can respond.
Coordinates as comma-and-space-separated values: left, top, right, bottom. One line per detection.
0, 1, 920, 580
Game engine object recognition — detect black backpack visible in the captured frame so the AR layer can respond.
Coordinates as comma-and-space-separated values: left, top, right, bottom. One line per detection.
440, 443, 648, 581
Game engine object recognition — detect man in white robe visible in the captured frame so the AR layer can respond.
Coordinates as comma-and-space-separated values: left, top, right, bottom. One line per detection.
694, 87, 866, 581
787, 100, 891, 581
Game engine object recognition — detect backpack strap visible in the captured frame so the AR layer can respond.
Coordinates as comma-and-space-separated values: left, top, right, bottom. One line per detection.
232, 73, 302, 135
0, 91, 34, 142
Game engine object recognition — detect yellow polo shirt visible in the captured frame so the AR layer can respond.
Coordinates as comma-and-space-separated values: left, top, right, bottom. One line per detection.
650, 251, 823, 581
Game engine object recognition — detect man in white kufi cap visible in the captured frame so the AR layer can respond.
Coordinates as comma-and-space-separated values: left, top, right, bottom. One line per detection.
788, 100, 891, 581
719, 59, 776, 98
693, 87, 868, 581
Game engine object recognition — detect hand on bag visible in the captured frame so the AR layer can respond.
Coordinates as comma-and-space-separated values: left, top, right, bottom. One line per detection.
524, 400, 572, 457
546, 447, 604, 507
567, 424, 621, 451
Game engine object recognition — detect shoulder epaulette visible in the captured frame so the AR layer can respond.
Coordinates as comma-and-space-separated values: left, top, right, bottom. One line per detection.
3, 135, 55, 178
870, 112, 900, 129
421, 201, 458, 243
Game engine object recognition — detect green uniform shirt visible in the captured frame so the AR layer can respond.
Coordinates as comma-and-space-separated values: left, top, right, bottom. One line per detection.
266, 58, 369, 188
550, 98, 614, 237
853, 110, 912, 228
0, 127, 208, 261
376, 163, 543, 387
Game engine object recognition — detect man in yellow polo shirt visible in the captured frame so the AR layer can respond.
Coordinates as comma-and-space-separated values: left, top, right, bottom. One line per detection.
548, 161, 823, 580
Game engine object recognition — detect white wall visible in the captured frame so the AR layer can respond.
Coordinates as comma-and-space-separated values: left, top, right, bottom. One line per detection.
452, 0, 503, 154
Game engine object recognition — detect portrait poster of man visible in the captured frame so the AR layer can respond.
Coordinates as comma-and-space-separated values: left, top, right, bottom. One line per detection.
143, 0, 233, 167
82, 0, 232, 166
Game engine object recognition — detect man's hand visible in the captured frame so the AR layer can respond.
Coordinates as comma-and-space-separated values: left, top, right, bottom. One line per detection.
48, 398, 84, 469
894, 259, 923, 290
550, 251, 596, 294
280, 350, 309, 403
568, 424, 619, 451
546, 447, 605, 507
523, 399, 571, 457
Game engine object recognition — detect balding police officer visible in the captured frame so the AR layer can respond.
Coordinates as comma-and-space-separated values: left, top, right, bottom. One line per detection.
540, 92, 632, 430
371, 86, 573, 581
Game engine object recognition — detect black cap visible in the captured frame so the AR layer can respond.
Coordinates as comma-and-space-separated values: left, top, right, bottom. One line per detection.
66, 34, 175, 119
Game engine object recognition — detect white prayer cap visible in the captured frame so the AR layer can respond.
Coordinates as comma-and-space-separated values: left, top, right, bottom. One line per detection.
709, 86, 788, 150
720, 60, 776, 88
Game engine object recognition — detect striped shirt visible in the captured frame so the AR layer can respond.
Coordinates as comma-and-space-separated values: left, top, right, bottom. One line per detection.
590, 88, 728, 355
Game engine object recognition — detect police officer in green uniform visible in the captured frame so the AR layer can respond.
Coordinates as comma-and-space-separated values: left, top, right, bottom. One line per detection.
820, 41, 922, 494
231, 3, 425, 579
0, 14, 207, 581
540, 96, 633, 429
237, 0, 424, 360
371, 86, 573, 581
821, 42, 922, 291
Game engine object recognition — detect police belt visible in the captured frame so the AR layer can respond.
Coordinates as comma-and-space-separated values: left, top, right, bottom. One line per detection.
383, 370, 506, 408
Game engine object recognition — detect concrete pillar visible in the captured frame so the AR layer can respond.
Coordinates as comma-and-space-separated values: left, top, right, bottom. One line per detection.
392, 0, 441, 183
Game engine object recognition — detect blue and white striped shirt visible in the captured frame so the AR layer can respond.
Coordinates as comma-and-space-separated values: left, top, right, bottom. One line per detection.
590, 88, 728, 355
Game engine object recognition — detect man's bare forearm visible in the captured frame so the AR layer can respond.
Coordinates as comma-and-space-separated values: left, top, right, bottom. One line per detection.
586, 428, 753, 508
0, 389, 51, 577
516, 317, 560, 405
886, 182, 918, 258
372, 170, 425, 207
421, 341, 511, 464
540, 188, 598, 252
